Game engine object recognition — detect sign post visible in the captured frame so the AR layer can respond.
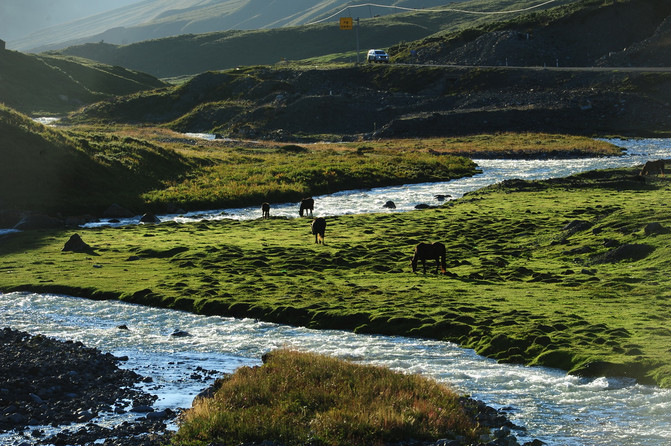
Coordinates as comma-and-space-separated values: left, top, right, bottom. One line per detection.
340, 17, 360, 64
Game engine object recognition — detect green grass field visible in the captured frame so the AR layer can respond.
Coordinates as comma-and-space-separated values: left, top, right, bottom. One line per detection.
2, 165, 669, 387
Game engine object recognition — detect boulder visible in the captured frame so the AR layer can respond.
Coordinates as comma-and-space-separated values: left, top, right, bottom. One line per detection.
13, 214, 64, 230
140, 213, 160, 224
382, 200, 396, 209
62, 234, 94, 253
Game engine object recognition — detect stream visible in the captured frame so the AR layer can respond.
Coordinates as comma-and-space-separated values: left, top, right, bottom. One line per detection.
3, 138, 671, 445
82, 137, 671, 226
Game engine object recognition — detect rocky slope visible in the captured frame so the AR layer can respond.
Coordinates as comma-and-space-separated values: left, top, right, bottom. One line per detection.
65, 64, 671, 141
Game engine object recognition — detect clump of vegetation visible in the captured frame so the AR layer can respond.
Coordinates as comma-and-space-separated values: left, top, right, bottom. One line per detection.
172, 349, 480, 446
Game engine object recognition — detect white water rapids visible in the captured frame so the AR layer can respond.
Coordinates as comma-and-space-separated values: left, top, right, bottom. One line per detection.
2, 138, 671, 445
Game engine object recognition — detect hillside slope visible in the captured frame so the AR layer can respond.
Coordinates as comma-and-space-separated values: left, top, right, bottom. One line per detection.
0, 50, 166, 115
53, 0, 574, 78
394, 0, 671, 67
13, 0, 464, 53
0, 105, 194, 215
64, 64, 671, 140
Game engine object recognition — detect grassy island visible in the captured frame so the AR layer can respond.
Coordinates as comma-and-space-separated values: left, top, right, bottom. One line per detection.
172, 349, 482, 445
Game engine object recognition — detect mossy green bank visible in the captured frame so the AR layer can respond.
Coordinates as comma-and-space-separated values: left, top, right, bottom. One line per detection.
1, 166, 669, 387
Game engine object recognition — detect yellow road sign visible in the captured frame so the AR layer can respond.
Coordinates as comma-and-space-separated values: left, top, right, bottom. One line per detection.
340, 17, 353, 30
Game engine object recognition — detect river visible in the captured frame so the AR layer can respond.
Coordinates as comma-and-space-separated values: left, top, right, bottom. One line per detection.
82, 138, 671, 225
3, 138, 671, 445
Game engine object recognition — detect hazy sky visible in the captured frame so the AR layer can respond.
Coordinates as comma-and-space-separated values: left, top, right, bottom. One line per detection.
0, 0, 141, 41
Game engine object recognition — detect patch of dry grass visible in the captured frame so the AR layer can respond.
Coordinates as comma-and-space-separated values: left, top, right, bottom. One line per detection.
172, 349, 480, 446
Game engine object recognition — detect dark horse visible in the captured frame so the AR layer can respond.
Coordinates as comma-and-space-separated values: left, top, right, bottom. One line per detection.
261, 202, 270, 219
311, 217, 326, 244
640, 160, 665, 176
299, 197, 314, 217
411, 242, 447, 274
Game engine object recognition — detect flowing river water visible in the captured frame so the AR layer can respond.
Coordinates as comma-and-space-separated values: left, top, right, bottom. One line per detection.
3, 138, 671, 445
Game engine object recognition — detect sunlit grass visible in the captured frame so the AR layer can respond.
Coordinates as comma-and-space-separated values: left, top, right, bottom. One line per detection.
172, 349, 480, 446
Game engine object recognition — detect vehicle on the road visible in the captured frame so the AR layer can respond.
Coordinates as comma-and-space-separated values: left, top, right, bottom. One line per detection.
367, 49, 389, 63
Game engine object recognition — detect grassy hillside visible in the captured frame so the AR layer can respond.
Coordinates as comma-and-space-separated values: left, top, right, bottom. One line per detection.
393, 0, 671, 67
14, 0, 465, 52
53, 0, 576, 77
2, 165, 670, 388
0, 50, 166, 115
0, 106, 195, 215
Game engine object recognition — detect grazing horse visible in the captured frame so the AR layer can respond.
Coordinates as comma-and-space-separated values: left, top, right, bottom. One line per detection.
299, 197, 314, 217
640, 160, 665, 176
261, 202, 270, 219
411, 242, 447, 274
311, 217, 326, 244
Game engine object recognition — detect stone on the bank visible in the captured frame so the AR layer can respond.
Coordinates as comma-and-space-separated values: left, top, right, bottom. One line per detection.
62, 233, 94, 253
13, 214, 64, 230
140, 213, 160, 224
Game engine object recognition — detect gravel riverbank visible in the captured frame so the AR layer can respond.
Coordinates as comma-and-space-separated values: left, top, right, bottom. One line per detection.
0, 327, 173, 445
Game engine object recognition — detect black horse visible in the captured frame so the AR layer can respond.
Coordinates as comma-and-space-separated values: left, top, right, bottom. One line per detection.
640, 160, 665, 176
311, 217, 326, 244
261, 202, 270, 219
299, 197, 314, 217
411, 242, 447, 274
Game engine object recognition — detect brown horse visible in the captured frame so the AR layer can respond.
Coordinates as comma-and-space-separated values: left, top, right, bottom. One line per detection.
640, 160, 665, 176
311, 217, 326, 244
411, 242, 447, 274
299, 197, 314, 217
261, 202, 270, 219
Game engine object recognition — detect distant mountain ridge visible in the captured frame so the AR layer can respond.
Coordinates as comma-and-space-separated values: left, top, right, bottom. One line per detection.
11, 0, 461, 52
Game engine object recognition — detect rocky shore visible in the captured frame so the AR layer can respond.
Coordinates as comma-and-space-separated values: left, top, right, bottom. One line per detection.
0, 327, 540, 446
0, 327, 173, 445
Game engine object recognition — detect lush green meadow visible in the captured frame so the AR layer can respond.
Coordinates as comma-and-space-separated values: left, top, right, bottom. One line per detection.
1, 165, 669, 387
